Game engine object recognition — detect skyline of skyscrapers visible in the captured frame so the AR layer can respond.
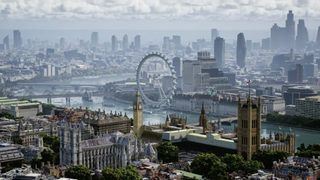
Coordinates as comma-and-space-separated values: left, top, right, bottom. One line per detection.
296, 19, 309, 50
214, 37, 225, 69
13, 30, 21, 49
112, 35, 118, 51
123, 34, 128, 50
236, 33, 247, 68
91, 32, 98, 47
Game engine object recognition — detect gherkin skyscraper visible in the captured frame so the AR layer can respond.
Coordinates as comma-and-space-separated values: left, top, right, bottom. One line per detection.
236, 33, 247, 68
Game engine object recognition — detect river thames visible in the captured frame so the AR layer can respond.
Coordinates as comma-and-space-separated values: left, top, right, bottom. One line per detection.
18, 74, 320, 150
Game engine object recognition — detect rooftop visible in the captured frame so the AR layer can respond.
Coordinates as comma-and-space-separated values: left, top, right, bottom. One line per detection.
11, 102, 40, 107
172, 170, 202, 179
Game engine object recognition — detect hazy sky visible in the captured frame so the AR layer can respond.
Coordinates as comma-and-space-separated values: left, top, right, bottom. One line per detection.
0, 0, 320, 30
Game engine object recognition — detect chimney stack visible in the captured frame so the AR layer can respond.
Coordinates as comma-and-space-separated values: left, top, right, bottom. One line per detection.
80, 106, 82, 111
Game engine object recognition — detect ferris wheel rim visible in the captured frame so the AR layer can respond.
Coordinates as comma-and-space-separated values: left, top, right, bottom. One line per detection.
136, 51, 177, 106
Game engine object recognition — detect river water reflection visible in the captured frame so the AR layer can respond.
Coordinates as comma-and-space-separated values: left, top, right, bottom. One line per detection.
20, 74, 320, 151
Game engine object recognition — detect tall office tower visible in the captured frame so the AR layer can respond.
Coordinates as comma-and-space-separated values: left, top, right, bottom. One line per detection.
3, 35, 9, 51
214, 37, 225, 69
123, 34, 128, 50
134, 35, 140, 51
13, 30, 21, 49
237, 96, 261, 161
261, 38, 271, 50
246, 40, 252, 52
211, 29, 219, 44
288, 64, 303, 83
172, 35, 181, 47
296, 19, 309, 50
172, 57, 183, 77
271, 23, 287, 50
236, 33, 247, 68
111, 35, 118, 51
60, 38, 65, 49
316, 26, 320, 49
91, 32, 99, 47
162, 37, 170, 51
183, 60, 201, 92
285, 10, 295, 50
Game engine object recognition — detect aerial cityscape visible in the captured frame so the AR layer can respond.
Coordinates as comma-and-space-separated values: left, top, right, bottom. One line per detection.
0, 0, 320, 180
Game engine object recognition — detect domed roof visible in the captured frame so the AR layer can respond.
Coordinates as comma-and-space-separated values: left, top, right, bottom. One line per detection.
185, 43, 193, 55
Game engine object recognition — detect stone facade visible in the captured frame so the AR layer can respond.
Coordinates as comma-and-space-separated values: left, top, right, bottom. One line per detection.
11, 120, 58, 146
237, 95, 262, 161
82, 109, 131, 135
59, 122, 144, 170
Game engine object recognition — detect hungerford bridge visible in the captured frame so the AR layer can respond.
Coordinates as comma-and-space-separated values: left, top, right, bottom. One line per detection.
11, 88, 105, 104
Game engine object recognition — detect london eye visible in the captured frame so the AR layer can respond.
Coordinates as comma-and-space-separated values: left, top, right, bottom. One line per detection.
136, 52, 177, 107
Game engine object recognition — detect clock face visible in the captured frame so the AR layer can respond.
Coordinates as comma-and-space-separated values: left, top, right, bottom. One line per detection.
138, 104, 142, 110
134, 105, 137, 109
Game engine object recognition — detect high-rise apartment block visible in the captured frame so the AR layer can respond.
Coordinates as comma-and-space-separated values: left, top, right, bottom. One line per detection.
60, 38, 65, 49
3, 35, 9, 51
316, 26, 320, 49
211, 29, 219, 43
13, 30, 21, 49
134, 35, 141, 51
236, 33, 247, 68
111, 35, 118, 51
123, 34, 128, 50
91, 32, 99, 47
183, 60, 201, 92
288, 64, 303, 83
172, 57, 183, 77
296, 19, 309, 50
172, 35, 181, 47
214, 37, 225, 69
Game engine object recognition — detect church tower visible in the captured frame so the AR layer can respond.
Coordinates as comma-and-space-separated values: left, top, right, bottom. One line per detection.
237, 95, 261, 161
133, 90, 143, 135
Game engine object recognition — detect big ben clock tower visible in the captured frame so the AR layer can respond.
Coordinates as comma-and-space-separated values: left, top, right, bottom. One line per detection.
133, 90, 143, 135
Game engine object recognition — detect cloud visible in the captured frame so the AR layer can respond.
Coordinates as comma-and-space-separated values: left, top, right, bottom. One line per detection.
0, 0, 319, 21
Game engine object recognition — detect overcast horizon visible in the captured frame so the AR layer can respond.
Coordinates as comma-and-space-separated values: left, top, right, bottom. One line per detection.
0, 0, 320, 30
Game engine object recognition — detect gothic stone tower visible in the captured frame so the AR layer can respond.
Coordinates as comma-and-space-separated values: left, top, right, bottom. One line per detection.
133, 90, 143, 135
237, 95, 261, 161
199, 102, 209, 134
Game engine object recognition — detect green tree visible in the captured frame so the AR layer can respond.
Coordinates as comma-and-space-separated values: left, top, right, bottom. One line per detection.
207, 162, 228, 180
65, 164, 92, 180
13, 138, 23, 145
191, 153, 222, 178
296, 143, 320, 158
0, 112, 15, 119
156, 142, 179, 163
31, 158, 42, 169
101, 165, 142, 180
2, 161, 22, 173
40, 134, 60, 153
245, 160, 264, 174
221, 153, 246, 173
252, 150, 291, 169
41, 149, 58, 165
36, 112, 44, 116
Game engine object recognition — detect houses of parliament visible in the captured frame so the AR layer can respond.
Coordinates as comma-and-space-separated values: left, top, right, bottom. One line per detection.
163, 94, 296, 161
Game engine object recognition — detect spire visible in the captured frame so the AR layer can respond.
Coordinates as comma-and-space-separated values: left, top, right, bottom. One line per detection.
201, 102, 205, 114
166, 114, 169, 122
136, 90, 140, 97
